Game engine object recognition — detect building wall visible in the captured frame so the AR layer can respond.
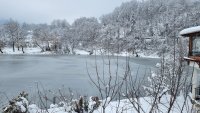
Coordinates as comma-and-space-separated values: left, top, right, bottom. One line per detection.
190, 61, 200, 99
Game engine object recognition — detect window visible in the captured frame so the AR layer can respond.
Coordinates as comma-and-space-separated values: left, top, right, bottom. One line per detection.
192, 35, 200, 56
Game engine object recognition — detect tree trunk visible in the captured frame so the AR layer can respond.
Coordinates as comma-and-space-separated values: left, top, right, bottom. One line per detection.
47, 41, 51, 51
35, 41, 44, 52
0, 48, 3, 53
21, 45, 24, 53
12, 42, 15, 52
102, 107, 105, 113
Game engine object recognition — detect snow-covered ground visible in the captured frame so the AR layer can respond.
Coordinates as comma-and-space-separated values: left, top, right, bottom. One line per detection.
3, 91, 192, 113
0, 47, 160, 58
2, 47, 52, 55
138, 52, 160, 58
12, 94, 192, 113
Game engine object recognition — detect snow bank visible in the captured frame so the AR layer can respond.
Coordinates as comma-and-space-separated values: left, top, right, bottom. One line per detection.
74, 49, 90, 55
27, 94, 192, 113
180, 26, 200, 36
138, 52, 160, 58
2, 47, 47, 55
0, 47, 159, 58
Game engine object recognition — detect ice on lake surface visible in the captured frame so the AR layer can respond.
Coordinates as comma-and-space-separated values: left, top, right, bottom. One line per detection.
0, 55, 159, 97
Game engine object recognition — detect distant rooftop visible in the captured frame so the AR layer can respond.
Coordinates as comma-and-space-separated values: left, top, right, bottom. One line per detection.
180, 26, 200, 37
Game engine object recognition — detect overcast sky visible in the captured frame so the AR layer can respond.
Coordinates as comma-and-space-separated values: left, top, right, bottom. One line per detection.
0, 0, 131, 24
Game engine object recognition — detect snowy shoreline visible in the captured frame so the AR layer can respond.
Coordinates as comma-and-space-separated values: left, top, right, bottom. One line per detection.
0, 47, 160, 58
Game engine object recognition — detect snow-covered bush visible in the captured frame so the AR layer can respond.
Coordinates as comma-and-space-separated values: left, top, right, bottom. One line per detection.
63, 96, 100, 113
88, 96, 101, 113
3, 91, 28, 113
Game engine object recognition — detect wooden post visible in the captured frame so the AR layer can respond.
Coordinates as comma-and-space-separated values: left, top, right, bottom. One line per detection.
189, 36, 192, 56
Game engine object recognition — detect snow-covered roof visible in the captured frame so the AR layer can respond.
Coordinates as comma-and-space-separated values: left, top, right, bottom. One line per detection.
180, 26, 200, 36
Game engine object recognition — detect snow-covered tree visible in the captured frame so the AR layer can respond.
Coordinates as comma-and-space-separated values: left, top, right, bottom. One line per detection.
32, 24, 52, 52
0, 26, 6, 53
4, 19, 20, 52
72, 17, 101, 51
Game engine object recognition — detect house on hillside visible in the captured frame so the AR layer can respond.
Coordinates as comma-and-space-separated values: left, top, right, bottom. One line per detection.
180, 26, 200, 111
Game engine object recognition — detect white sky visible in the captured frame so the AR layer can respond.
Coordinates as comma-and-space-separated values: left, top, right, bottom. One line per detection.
0, 0, 131, 24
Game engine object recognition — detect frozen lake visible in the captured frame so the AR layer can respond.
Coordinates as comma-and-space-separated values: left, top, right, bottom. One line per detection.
0, 55, 159, 98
